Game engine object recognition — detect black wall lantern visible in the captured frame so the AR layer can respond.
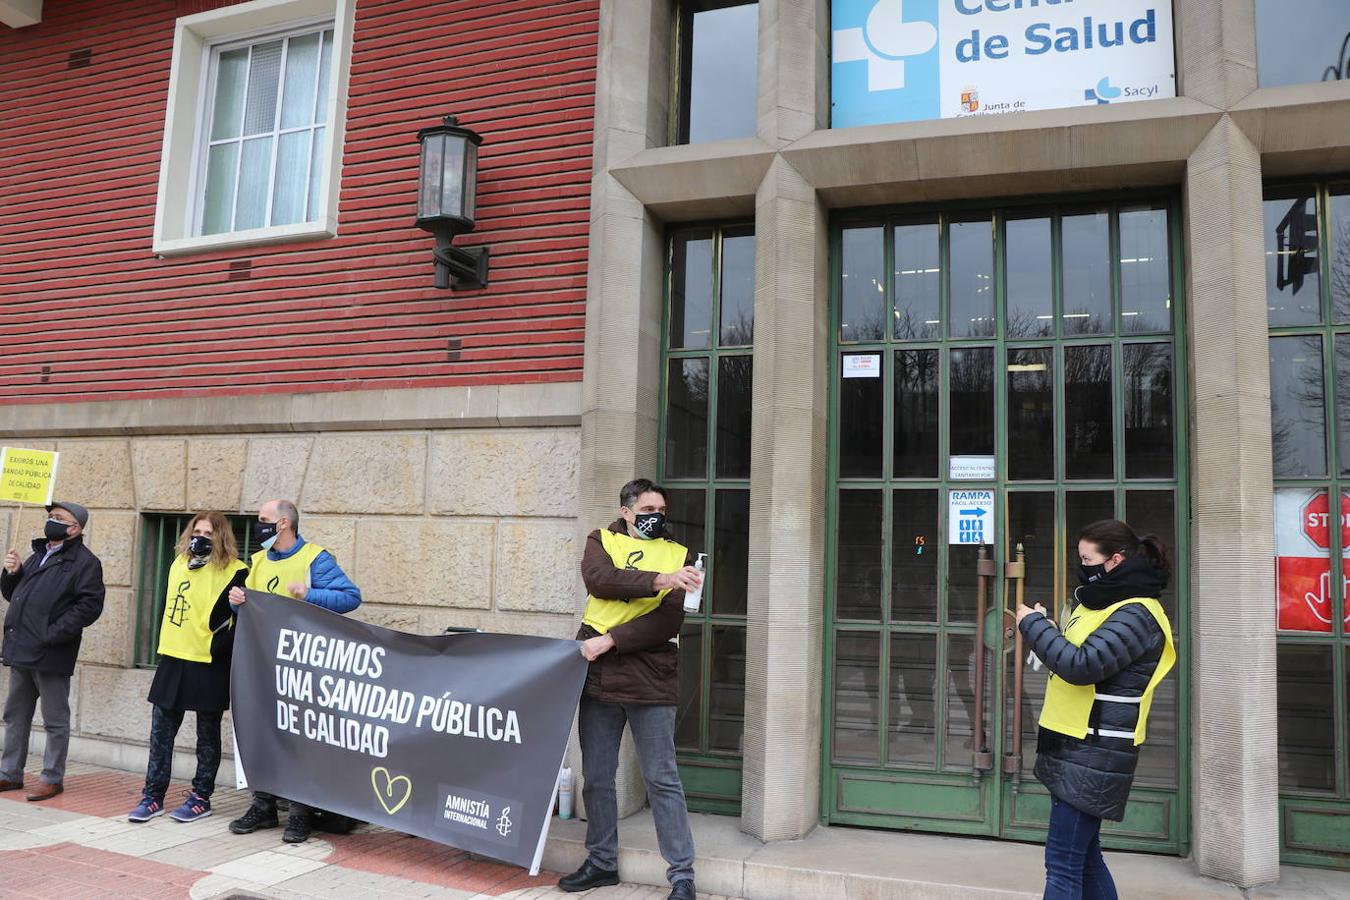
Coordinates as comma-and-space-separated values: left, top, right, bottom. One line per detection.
415, 115, 488, 290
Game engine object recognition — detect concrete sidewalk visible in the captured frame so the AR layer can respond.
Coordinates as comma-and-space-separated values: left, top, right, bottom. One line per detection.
1, 762, 1348, 899
0, 763, 720, 900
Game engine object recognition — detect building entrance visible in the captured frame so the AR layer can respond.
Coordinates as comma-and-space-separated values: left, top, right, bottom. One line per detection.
823, 197, 1188, 851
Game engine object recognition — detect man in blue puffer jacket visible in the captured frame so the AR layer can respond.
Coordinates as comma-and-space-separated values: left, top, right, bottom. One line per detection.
226, 499, 361, 843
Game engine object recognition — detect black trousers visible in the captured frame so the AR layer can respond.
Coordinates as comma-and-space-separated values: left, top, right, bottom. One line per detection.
142, 704, 223, 802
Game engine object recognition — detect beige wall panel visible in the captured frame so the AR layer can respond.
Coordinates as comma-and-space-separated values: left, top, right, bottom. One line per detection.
301, 433, 427, 515
131, 439, 187, 511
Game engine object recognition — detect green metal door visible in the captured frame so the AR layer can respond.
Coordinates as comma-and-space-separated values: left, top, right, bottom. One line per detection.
823, 197, 1189, 853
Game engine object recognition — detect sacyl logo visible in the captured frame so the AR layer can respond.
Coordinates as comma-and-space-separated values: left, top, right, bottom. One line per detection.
834, 0, 938, 91
1084, 76, 1121, 104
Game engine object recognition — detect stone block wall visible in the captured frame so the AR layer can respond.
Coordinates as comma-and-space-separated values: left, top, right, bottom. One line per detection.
0, 426, 581, 765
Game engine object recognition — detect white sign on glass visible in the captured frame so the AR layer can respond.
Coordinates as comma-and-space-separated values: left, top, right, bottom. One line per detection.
843, 354, 882, 378
950, 455, 995, 480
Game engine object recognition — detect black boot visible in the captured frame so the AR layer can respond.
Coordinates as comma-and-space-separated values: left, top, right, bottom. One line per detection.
668, 879, 696, 900
558, 858, 620, 892
282, 808, 313, 843
228, 803, 279, 835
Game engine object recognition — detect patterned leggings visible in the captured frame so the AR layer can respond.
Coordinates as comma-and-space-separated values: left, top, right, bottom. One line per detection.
142, 704, 223, 803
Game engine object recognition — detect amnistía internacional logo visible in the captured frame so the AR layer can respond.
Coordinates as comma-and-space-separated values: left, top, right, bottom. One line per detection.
831, 0, 1176, 128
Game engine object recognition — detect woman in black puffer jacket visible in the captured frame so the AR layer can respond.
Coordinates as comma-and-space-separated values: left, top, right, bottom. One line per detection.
1015, 519, 1176, 900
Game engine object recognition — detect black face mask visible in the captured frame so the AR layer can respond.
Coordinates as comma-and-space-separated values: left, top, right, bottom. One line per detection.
632, 512, 666, 541
188, 535, 213, 557
254, 519, 279, 544
1078, 562, 1108, 585
44, 519, 72, 542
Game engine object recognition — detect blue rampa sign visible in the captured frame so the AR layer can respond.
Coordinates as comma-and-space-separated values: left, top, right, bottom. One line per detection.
948, 489, 994, 545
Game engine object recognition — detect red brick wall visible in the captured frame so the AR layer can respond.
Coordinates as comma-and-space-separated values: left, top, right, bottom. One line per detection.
0, 0, 596, 404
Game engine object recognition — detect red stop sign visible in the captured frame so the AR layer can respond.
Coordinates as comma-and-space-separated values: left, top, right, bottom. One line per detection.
1300, 492, 1350, 550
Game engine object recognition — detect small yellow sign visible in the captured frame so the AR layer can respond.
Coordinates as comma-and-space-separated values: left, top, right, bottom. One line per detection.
0, 447, 59, 506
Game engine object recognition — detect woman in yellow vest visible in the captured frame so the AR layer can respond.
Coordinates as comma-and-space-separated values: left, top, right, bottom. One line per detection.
128, 512, 246, 824
1016, 519, 1176, 900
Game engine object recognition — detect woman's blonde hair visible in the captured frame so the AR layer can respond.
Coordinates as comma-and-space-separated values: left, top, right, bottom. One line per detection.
176, 511, 238, 568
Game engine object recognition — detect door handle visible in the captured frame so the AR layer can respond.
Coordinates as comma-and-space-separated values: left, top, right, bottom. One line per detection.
972, 545, 998, 776
1001, 543, 1027, 792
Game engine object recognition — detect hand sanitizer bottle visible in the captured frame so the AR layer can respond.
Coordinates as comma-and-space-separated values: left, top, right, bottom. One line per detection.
683, 554, 706, 613
557, 767, 574, 819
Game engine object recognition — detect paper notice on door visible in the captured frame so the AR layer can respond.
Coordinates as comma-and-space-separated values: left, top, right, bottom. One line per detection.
949, 455, 995, 480
842, 354, 881, 378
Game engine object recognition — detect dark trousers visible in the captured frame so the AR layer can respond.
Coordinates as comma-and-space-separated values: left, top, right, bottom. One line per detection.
1, 667, 71, 785
578, 697, 695, 885
142, 704, 223, 802
1043, 795, 1118, 900
251, 790, 311, 819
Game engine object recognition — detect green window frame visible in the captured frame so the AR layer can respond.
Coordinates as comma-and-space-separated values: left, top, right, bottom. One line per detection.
823, 194, 1190, 852
134, 513, 257, 667
660, 222, 754, 814
1266, 179, 1350, 867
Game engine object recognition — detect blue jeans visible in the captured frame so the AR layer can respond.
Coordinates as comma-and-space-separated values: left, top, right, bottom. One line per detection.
578, 697, 695, 885
1043, 796, 1118, 900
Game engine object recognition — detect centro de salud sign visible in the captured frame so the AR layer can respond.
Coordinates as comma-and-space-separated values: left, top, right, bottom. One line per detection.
831, 0, 1177, 128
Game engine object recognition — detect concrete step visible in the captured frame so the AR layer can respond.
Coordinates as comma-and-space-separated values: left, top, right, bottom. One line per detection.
543, 810, 1350, 900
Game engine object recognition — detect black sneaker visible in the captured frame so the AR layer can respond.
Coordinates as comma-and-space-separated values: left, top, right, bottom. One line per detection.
229, 804, 279, 834
282, 809, 313, 843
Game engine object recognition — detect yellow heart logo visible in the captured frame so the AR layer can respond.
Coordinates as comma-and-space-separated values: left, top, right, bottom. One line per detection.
370, 766, 413, 815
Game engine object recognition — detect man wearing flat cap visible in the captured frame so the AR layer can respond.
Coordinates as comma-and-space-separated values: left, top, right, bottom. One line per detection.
0, 501, 105, 801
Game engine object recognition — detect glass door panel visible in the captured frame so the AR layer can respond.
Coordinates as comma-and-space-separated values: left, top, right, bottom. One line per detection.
1006, 491, 1056, 784
943, 633, 981, 772
889, 632, 939, 768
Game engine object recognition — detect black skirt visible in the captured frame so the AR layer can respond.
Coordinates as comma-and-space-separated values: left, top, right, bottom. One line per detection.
147, 653, 232, 712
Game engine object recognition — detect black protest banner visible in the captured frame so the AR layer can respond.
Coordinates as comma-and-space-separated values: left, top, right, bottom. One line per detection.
230, 589, 587, 873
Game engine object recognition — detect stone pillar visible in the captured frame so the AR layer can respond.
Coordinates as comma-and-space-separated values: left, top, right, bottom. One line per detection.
575, 0, 671, 819
755, 0, 830, 146
1184, 116, 1281, 887
737, 0, 831, 844
1175, 0, 1258, 108
739, 154, 829, 842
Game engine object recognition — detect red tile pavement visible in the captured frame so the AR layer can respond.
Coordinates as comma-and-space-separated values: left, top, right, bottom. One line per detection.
0, 769, 177, 819
0, 842, 203, 899
0, 767, 562, 897
323, 828, 563, 895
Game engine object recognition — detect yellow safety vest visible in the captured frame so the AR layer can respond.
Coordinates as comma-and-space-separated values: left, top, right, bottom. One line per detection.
582, 529, 689, 635
156, 556, 247, 663
246, 542, 325, 596
1038, 597, 1176, 746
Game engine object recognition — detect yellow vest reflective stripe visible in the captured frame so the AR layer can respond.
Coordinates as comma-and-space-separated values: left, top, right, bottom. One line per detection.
246, 542, 325, 596
1038, 597, 1176, 746
156, 556, 247, 663
582, 530, 689, 635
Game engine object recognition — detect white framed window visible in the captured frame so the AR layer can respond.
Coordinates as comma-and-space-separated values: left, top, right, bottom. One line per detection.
198, 25, 334, 236
153, 0, 355, 256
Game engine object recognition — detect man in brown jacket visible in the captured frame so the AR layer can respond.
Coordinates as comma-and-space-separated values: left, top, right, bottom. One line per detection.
557, 479, 702, 900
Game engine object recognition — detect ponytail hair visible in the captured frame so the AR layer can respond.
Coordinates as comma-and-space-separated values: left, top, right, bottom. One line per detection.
1077, 518, 1171, 579
1137, 534, 1170, 578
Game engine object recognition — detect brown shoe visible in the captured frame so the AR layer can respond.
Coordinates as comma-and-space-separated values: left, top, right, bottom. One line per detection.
0, 779, 23, 792
26, 782, 62, 802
